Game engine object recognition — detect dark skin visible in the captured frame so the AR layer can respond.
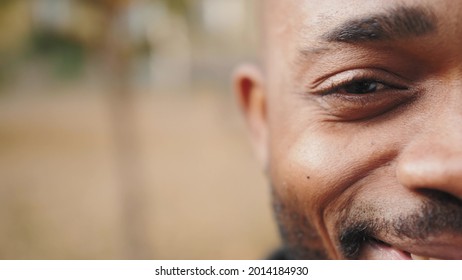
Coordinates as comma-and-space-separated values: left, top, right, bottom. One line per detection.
235, 0, 462, 259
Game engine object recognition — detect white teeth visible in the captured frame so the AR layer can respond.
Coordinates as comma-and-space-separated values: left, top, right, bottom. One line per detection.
411, 254, 429, 260
410, 254, 442, 260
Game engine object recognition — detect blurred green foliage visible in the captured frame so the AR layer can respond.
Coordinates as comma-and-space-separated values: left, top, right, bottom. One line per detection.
29, 30, 85, 79
0, 0, 15, 8
163, 0, 189, 16
0, 0, 193, 89
0, 54, 18, 89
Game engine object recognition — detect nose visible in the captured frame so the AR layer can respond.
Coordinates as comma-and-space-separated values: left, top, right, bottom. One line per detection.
397, 109, 462, 200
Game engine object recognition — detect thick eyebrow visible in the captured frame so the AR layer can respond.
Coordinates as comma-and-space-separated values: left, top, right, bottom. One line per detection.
323, 6, 437, 43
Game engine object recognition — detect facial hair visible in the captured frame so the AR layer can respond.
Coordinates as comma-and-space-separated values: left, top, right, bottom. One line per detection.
338, 189, 462, 259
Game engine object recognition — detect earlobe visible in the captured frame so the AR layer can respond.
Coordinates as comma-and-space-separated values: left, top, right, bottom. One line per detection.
233, 63, 269, 167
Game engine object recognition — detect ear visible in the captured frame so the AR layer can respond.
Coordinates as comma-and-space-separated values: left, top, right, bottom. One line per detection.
233, 63, 269, 167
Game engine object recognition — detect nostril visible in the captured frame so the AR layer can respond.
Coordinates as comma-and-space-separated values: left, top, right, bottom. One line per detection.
397, 157, 462, 200
416, 188, 462, 207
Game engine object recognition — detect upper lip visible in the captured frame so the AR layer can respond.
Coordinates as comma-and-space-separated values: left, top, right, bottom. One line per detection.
370, 232, 462, 259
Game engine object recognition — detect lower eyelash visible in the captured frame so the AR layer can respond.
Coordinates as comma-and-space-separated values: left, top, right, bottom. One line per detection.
318, 79, 407, 96
309, 68, 410, 96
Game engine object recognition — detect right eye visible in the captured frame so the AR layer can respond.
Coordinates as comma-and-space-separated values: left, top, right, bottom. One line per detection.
308, 69, 416, 121
340, 80, 386, 95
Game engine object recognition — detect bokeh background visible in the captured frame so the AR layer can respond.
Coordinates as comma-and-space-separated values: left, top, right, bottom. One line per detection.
0, 0, 280, 259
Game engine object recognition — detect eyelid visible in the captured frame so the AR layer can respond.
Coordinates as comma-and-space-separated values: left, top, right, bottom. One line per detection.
306, 69, 419, 121
309, 69, 409, 95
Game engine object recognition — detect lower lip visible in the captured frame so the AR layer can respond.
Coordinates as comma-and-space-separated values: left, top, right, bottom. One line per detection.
358, 240, 411, 260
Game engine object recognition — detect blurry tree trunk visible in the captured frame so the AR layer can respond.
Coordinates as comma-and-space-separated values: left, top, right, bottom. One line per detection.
102, 1, 150, 259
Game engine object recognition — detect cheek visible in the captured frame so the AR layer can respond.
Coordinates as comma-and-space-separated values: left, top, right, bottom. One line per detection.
269, 125, 354, 224
268, 119, 403, 255
268, 124, 357, 258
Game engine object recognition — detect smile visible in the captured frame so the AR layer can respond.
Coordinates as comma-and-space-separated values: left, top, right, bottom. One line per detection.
358, 235, 462, 260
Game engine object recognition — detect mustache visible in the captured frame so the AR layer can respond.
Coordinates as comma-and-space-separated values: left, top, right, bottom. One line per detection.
338, 189, 462, 259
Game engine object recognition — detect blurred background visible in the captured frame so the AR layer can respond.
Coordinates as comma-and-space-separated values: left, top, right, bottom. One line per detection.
0, 0, 280, 259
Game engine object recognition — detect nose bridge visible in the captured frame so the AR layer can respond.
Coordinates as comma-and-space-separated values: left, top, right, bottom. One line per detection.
422, 79, 462, 142
440, 78, 462, 141
396, 82, 462, 199
432, 85, 462, 148
423, 77, 462, 144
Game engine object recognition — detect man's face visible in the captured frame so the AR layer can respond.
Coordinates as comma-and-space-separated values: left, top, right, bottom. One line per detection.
236, 0, 462, 259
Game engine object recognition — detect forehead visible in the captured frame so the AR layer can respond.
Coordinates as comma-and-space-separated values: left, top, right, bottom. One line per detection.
262, 0, 454, 41
261, 0, 462, 76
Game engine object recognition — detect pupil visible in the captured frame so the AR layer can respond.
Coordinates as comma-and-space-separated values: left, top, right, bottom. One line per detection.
345, 81, 377, 94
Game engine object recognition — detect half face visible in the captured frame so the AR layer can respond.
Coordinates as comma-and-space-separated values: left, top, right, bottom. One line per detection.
236, 0, 462, 259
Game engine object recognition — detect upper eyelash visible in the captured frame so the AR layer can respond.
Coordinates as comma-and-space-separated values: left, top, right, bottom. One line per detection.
313, 77, 408, 96
321, 78, 384, 95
